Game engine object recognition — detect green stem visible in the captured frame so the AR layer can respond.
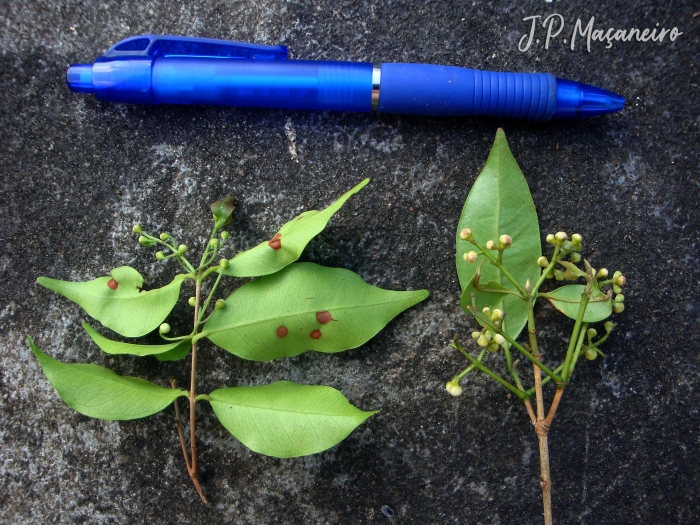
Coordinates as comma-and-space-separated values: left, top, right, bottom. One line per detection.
567, 323, 588, 380
561, 285, 591, 385
504, 344, 526, 392
454, 348, 488, 381
198, 270, 225, 324
480, 248, 527, 296
531, 246, 560, 296
471, 310, 562, 384
525, 363, 565, 395
452, 340, 527, 400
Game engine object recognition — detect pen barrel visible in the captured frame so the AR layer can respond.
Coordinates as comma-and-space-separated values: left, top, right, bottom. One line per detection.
152, 58, 373, 111
378, 64, 557, 121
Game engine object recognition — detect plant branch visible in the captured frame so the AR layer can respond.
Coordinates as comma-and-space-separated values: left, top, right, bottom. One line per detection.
170, 380, 192, 473
185, 277, 207, 504
479, 247, 528, 296
561, 282, 591, 385
452, 340, 527, 400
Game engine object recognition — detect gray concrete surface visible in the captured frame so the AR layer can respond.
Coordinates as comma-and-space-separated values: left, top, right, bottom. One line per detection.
1, 1, 698, 523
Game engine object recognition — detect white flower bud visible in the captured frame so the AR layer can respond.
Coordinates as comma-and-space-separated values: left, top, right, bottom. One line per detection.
613, 302, 625, 314
459, 228, 474, 242
477, 334, 490, 347
471, 331, 481, 340
537, 256, 549, 268
463, 251, 478, 263
485, 240, 497, 251
446, 381, 463, 397
159, 323, 171, 334
498, 234, 512, 249
546, 234, 555, 245
493, 334, 505, 345
597, 268, 609, 279
491, 309, 504, 321
554, 231, 568, 246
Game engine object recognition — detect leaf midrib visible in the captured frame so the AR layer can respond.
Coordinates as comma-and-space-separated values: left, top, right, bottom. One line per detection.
210, 397, 360, 418
200, 293, 424, 339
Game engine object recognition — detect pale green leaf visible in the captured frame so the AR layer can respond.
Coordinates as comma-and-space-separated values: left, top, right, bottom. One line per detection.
545, 285, 612, 322
201, 263, 428, 361
455, 129, 541, 340
29, 337, 187, 420
207, 381, 377, 458
83, 323, 190, 361
223, 179, 369, 278
37, 267, 186, 337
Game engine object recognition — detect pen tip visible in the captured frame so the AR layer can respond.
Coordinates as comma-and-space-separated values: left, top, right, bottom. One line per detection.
66, 64, 94, 94
553, 78, 625, 119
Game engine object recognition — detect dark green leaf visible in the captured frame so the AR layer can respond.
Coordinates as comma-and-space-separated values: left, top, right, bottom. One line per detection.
545, 285, 612, 322
37, 267, 186, 337
83, 323, 190, 361
29, 337, 187, 420
223, 179, 369, 278
207, 381, 377, 458
211, 196, 235, 228
201, 263, 428, 361
455, 129, 541, 339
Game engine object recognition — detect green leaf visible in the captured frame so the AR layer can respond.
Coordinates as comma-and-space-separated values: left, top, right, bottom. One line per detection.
223, 179, 369, 278
201, 262, 428, 361
29, 337, 187, 420
207, 381, 377, 458
37, 267, 186, 337
455, 129, 541, 340
211, 196, 235, 228
545, 285, 612, 322
83, 323, 191, 361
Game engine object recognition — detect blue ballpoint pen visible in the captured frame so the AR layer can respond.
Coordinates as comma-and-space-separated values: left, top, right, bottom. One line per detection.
66, 35, 625, 120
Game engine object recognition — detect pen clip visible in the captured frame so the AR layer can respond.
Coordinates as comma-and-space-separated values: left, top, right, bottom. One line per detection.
99, 35, 288, 61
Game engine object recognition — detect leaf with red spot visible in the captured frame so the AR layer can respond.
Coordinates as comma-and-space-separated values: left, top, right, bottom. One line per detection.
200, 263, 428, 361
222, 179, 369, 278
37, 266, 186, 337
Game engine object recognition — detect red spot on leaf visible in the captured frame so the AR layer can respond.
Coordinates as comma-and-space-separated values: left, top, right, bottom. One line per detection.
316, 311, 332, 324
268, 233, 282, 250
107, 279, 118, 290
310, 329, 322, 339
276, 326, 288, 338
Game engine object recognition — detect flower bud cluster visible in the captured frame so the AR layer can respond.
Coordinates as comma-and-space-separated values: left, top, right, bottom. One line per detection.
611, 270, 627, 313
471, 307, 507, 352
460, 227, 514, 264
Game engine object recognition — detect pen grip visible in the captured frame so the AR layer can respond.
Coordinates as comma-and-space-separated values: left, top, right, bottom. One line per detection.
378, 64, 556, 121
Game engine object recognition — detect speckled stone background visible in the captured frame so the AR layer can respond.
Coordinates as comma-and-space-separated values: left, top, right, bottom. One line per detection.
1, 1, 698, 524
